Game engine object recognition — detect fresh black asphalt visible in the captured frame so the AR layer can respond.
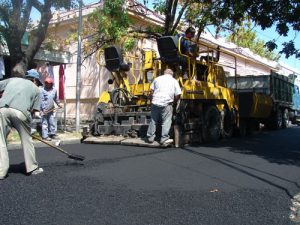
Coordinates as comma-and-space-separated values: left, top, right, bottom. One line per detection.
1, 127, 300, 224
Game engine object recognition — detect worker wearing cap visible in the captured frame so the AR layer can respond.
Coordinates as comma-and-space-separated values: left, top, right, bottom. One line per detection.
0, 69, 44, 179
41, 77, 61, 141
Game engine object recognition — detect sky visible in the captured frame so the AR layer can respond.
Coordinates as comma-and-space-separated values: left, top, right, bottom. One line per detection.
31, 0, 299, 71
255, 26, 300, 70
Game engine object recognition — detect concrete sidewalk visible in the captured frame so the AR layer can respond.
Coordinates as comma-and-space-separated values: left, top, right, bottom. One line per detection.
7, 129, 84, 150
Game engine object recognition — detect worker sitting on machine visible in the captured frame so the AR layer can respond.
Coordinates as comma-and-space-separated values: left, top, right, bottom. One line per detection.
177, 27, 198, 77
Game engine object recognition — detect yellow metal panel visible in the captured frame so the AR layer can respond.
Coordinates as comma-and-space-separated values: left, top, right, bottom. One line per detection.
130, 83, 151, 96
143, 50, 156, 70
250, 93, 273, 118
98, 91, 111, 104
180, 80, 236, 110
122, 79, 131, 92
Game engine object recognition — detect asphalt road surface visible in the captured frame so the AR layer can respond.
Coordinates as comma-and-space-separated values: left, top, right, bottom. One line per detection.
2, 126, 300, 225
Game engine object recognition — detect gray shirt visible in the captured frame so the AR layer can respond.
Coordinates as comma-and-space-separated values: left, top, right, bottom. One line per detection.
0, 77, 41, 120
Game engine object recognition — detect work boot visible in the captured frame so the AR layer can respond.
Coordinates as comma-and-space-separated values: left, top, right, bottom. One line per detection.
0, 174, 7, 180
30, 168, 44, 175
145, 137, 154, 144
43, 137, 52, 141
160, 139, 173, 146
49, 134, 59, 139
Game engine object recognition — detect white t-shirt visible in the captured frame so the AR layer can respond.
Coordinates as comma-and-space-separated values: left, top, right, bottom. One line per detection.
151, 74, 181, 106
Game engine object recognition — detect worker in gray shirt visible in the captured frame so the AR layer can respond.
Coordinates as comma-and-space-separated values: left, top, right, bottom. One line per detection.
0, 71, 44, 180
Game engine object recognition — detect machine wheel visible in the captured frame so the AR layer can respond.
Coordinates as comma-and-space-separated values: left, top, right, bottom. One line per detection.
178, 100, 189, 123
282, 109, 289, 129
221, 108, 234, 139
202, 105, 221, 142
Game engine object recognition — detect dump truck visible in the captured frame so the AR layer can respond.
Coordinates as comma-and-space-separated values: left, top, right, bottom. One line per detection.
226, 72, 294, 135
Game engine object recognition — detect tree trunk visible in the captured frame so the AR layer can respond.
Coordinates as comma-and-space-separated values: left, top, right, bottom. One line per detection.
3, 0, 52, 77
4, 30, 28, 77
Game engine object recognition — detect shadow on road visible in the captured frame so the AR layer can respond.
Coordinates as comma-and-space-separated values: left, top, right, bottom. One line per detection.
181, 146, 300, 198
188, 126, 300, 167
8, 163, 27, 175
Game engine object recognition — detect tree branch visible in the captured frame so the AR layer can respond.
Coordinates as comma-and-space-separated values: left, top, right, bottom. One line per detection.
31, 0, 43, 12
171, 0, 189, 34
20, 0, 33, 32
26, 0, 52, 62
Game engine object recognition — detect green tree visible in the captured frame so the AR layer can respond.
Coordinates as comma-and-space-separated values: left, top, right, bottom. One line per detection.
0, 0, 74, 77
226, 22, 280, 61
65, 0, 300, 62
213, 0, 300, 59
81, 0, 131, 59
142, 0, 300, 59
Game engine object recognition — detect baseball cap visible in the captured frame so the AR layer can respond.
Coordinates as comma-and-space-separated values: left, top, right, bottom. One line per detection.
25, 69, 43, 85
45, 77, 54, 84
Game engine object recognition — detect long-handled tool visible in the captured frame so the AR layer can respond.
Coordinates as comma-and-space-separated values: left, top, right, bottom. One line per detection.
42, 106, 64, 116
31, 135, 85, 161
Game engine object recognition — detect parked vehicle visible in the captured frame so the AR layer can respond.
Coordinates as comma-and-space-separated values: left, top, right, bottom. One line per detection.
290, 74, 300, 125
227, 72, 294, 134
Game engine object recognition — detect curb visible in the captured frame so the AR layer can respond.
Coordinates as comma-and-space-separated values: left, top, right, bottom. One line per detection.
8, 138, 82, 150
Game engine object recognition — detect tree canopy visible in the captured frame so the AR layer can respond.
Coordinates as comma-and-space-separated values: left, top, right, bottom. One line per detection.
225, 21, 280, 61
142, 0, 299, 60
91, 0, 298, 61
0, 0, 75, 76
1, 0, 298, 77
81, 0, 131, 60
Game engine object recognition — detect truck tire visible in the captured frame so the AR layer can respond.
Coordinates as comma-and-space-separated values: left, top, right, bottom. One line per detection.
202, 105, 221, 142
274, 109, 283, 129
282, 109, 289, 129
266, 109, 283, 130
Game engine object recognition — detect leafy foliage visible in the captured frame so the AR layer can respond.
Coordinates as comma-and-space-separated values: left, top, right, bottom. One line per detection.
212, 0, 300, 59
1, 0, 297, 77
226, 22, 280, 61
0, 0, 74, 76
82, 0, 131, 59
142, 0, 300, 60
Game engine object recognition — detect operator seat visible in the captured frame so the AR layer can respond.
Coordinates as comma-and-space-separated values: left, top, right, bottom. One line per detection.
157, 36, 180, 66
200, 46, 220, 63
104, 46, 130, 72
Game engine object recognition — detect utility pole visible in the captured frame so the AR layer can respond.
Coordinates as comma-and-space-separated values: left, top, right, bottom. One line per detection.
75, 0, 83, 132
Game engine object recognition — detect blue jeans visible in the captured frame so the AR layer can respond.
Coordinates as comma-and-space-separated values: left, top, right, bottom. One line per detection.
42, 112, 56, 138
147, 104, 173, 143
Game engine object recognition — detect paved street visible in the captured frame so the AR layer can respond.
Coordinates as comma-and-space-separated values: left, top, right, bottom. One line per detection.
1, 126, 300, 225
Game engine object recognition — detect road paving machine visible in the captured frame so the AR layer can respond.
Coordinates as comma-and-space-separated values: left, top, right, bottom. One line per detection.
88, 46, 159, 138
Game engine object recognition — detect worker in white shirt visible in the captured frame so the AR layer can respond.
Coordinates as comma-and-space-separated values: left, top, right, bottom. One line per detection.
146, 68, 182, 145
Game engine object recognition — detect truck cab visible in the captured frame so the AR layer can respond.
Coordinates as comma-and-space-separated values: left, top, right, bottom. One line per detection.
291, 85, 300, 125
